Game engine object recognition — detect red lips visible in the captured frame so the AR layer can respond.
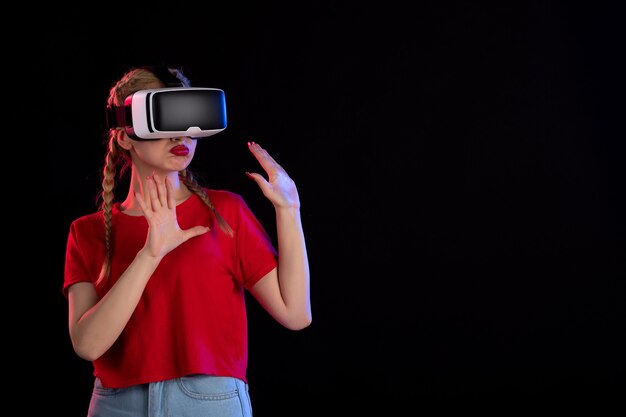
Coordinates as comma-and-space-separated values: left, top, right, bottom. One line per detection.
170, 145, 189, 156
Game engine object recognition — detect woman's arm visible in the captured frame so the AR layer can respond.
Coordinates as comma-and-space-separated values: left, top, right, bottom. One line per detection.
245, 142, 312, 330
68, 174, 209, 360
68, 251, 160, 361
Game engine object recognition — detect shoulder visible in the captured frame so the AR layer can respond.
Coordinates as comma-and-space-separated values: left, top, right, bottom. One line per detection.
204, 188, 247, 209
65, 211, 105, 246
70, 211, 104, 228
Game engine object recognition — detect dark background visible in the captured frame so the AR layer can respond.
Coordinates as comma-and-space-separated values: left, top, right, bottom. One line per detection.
30, 1, 625, 415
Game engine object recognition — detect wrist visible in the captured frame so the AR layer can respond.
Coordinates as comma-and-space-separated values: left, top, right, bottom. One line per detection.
136, 248, 165, 263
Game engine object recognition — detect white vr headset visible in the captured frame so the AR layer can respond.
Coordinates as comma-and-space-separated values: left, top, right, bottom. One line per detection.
106, 86, 227, 140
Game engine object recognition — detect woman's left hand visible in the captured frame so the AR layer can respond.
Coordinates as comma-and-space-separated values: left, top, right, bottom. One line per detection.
245, 142, 300, 209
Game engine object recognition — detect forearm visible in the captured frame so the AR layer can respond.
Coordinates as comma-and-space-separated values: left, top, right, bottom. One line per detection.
275, 206, 311, 324
71, 250, 161, 361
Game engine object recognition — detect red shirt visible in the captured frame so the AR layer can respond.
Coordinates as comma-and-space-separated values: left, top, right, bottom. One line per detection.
63, 189, 278, 388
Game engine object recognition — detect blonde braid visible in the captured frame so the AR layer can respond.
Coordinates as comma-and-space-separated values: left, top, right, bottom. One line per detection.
95, 131, 128, 286
94, 67, 163, 287
179, 169, 234, 237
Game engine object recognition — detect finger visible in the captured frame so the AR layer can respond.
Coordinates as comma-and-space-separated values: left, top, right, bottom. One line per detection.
248, 142, 285, 178
165, 176, 176, 209
183, 225, 211, 241
247, 142, 272, 171
135, 192, 148, 215
245, 171, 265, 185
245, 171, 271, 195
253, 142, 282, 167
146, 175, 160, 212
153, 173, 167, 208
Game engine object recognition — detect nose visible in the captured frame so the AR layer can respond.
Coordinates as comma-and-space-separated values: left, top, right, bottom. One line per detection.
171, 136, 197, 144
169, 136, 195, 143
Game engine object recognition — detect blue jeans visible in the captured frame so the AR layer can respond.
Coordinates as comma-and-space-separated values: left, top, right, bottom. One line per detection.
87, 374, 253, 417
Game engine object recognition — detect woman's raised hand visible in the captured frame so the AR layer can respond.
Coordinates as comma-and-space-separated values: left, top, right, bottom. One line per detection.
245, 142, 301, 210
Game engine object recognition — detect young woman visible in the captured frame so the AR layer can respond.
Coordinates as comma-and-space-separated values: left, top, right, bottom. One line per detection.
63, 66, 311, 417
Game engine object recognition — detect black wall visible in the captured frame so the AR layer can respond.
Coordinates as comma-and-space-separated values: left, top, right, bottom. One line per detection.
28, 1, 625, 415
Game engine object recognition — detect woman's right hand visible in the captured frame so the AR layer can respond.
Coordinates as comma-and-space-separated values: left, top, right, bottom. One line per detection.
136, 174, 209, 259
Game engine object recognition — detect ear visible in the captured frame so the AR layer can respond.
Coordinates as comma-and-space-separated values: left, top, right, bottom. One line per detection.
116, 132, 134, 151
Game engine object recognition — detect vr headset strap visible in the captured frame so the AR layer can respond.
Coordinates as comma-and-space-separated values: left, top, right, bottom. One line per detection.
105, 104, 132, 129
142, 65, 184, 87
